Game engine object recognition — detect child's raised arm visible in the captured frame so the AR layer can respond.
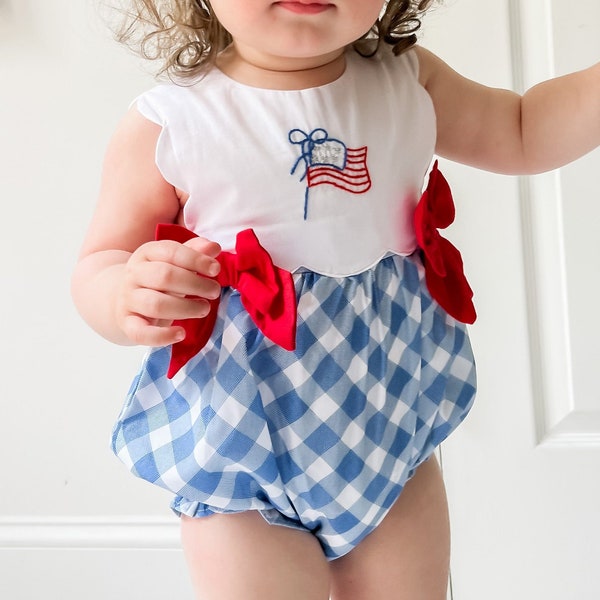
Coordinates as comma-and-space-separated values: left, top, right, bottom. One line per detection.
71, 109, 222, 348
415, 46, 600, 175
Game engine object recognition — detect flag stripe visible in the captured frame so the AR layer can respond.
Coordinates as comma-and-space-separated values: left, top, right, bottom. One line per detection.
307, 146, 372, 194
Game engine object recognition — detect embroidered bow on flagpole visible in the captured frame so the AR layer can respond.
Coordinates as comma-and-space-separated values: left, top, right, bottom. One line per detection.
155, 224, 297, 378
414, 161, 477, 324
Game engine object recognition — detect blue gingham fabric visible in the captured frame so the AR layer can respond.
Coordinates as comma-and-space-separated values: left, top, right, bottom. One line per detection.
112, 252, 476, 559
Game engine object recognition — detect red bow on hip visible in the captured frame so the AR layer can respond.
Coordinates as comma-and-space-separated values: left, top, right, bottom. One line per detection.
156, 224, 297, 378
414, 161, 477, 324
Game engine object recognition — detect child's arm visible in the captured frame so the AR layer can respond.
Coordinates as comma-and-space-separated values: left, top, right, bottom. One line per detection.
415, 46, 600, 175
71, 109, 222, 348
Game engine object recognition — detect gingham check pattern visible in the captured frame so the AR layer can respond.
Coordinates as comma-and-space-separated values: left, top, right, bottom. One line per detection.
112, 253, 476, 559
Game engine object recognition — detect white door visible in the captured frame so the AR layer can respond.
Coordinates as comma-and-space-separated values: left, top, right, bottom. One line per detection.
0, 1, 598, 599
422, 2, 600, 599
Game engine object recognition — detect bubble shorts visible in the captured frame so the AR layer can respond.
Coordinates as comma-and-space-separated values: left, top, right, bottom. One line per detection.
112, 253, 476, 559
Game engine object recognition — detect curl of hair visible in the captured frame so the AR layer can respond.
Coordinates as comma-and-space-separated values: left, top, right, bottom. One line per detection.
355, 0, 435, 58
112, 0, 435, 80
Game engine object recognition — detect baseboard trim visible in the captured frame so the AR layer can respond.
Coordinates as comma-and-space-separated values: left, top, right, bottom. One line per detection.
0, 516, 180, 550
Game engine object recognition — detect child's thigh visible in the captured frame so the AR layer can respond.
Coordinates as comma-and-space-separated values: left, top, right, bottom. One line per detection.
329, 457, 451, 600
181, 511, 331, 600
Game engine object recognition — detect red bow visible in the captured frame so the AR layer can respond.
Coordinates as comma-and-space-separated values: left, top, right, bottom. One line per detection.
156, 224, 297, 378
414, 161, 476, 324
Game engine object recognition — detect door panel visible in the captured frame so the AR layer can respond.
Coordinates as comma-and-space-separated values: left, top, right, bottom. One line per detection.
425, 2, 600, 598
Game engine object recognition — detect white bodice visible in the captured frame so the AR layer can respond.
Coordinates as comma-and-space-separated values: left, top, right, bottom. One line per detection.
135, 48, 436, 276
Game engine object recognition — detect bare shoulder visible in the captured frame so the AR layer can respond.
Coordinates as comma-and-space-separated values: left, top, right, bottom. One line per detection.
411, 45, 469, 108
412, 46, 439, 87
102, 106, 166, 189
79, 107, 181, 257
411, 45, 527, 172
412, 45, 459, 91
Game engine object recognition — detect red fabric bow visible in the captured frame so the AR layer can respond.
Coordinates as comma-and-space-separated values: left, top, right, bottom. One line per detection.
414, 161, 476, 324
156, 224, 297, 378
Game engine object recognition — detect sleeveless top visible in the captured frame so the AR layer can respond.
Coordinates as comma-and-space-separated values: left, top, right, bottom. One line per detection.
135, 48, 436, 276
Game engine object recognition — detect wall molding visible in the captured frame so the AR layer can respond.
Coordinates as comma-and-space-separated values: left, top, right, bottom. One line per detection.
512, 0, 600, 448
0, 516, 181, 550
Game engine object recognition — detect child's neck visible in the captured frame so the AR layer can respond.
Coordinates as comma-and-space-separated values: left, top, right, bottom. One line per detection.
216, 45, 347, 91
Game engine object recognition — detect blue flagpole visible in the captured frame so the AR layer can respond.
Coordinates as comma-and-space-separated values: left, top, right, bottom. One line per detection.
304, 186, 310, 220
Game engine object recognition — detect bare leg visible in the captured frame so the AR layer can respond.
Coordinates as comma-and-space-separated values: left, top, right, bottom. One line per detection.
329, 457, 451, 600
181, 511, 331, 600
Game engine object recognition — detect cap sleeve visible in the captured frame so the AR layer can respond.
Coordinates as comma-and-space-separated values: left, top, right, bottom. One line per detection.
130, 86, 190, 194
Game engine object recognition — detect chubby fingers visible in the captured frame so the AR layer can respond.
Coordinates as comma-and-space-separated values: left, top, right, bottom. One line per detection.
184, 235, 222, 262
129, 239, 222, 299
120, 315, 189, 348
136, 238, 221, 277
118, 239, 223, 346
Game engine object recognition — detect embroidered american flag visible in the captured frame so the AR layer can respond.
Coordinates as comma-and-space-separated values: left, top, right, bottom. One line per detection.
307, 145, 372, 194
289, 128, 372, 220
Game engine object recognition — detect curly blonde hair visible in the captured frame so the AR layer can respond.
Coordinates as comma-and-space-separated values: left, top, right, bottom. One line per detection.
114, 0, 435, 79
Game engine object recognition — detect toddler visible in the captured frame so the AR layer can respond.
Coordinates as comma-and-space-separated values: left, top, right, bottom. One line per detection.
72, 1, 600, 598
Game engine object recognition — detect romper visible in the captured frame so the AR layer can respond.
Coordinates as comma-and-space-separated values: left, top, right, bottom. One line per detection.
111, 47, 477, 560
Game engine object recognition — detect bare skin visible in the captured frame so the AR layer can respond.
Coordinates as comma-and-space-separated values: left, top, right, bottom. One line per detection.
415, 46, 600, 174
181, 457, 449, 600
329, 458, 450, 600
